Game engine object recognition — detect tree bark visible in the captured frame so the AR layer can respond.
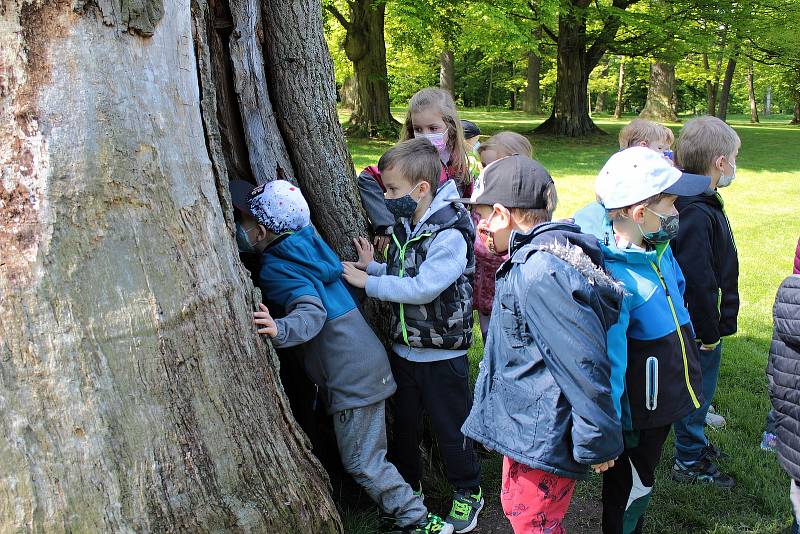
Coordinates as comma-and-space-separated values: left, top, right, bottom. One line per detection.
717, 49, 739, 122
440, 49, 455, 95
524, 49, 542, 114
613, 57, 625, 119
747, 63, 759, 123
0, 0, 360, 531
639, 61, 678, 121
341, 75, 359, 110
329, 0, 399, 138
764, 85, 772, 116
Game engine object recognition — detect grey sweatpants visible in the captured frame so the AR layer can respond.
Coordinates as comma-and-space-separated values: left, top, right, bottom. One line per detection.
334, 401, 428, 527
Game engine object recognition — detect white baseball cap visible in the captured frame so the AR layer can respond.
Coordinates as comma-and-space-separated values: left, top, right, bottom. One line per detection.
246, 179, 311, 234
596, 146, 710, 209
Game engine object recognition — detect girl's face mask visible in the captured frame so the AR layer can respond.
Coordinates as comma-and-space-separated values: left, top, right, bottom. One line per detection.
416, 128, 451, 165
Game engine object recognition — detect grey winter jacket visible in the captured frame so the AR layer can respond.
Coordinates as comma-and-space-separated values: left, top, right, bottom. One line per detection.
462, 222, 624, 479
768, 274, 800, 481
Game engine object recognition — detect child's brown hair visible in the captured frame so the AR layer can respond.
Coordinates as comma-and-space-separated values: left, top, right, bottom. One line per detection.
676, 116, 741, 174
378, 137, 442, 192
619, 119, 674, 149
400, 87, 467, 177
477, 131, 533, 158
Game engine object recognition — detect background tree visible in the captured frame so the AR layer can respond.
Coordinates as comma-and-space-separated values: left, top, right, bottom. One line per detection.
0, 0, 372, 530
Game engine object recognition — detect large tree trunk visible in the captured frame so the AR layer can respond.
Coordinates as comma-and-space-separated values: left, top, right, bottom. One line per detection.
0, 0, 363, 531
535, 1, 602, 136
747, 63, 759, 123
594, 59, 610, 113
524, 28, 543, 114
613, 57, 625, 119
440, 49, 455, 94
639, 61, 678, 121
336, 0, 399, 138
717, 50, 738, 122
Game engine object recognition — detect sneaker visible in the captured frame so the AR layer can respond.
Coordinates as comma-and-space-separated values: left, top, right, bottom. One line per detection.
760, 431, 778, 452
385, 514, 454, 534
671, 458, 735, 489
445, 487, 484, 533
700, 443, 728, 461
705, 405, 726, 428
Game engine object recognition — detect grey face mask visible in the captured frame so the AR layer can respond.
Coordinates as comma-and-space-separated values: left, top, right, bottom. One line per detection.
236, 222, 256, 253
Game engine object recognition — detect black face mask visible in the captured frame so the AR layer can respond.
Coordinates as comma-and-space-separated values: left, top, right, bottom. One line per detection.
639, 207, 679, 244
384, 183, 421, 219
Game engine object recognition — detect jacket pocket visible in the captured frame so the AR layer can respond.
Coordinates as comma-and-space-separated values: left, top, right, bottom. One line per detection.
488, 379, 542, 452
498, 293, 528, 349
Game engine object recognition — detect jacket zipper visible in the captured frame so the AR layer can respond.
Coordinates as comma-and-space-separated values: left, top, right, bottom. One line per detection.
648, 260, 701, 409
392, 231, 433, 346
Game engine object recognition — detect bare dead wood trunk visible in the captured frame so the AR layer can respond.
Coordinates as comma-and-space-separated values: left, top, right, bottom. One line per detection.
440, 50, 455, 94
0, 0, 350, 531
613, 58, 625, 119
640, 61, 678, 122
717, 49, 738, 122
747, 63, 759, 123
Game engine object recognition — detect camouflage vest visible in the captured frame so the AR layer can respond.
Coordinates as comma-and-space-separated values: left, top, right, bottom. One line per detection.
387, 204, 475, 350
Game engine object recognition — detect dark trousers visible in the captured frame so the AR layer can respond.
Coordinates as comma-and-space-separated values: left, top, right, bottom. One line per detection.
389, 353, 481, 490
602, 425, 671, 534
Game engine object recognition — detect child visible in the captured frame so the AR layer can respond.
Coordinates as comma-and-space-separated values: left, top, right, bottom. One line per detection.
589, 147, 711, 532
461, 120, 482, 183
459, 155, 624, 534
574, 118, 675, 269
669, 116, 741, 488
358, 88, 472, 254
476, 131, 532, 168
471, 132, 533, 341
342, 138, 482, 533
618, 118, 674, 158
767, 273, 800, 534
237, 179, 452, 534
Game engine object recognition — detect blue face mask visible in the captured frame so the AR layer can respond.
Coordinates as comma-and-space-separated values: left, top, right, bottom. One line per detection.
236, 222, 256, 253
384, 183, 421, 220
639, 207, 679, 244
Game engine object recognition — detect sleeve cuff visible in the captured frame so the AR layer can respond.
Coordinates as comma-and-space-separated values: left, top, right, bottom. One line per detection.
364, 276, 381, 298
366, 261, 385, 276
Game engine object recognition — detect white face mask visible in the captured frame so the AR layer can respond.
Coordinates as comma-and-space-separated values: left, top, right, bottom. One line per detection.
718, 161, 736, 188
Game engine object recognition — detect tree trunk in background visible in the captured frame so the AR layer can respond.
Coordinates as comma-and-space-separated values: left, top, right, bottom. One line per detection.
793, 101, 800, 125
486, 63, 494, 109
524, 49, 542, 114
333, 0, 399, 137
440, 50, 455, 95
704, 51, 723, 116
717, 49, 738, 122
764, 85, 772, 116
747, 63, 759, 123
613, 58, 625, 118
341, 75, 360, 110
593, 59, 609, 113
0, 0, 362, 531
639, 61, 678, 121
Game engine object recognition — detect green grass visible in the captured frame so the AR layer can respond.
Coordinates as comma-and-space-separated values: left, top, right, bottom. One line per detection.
340, 109, 800, 533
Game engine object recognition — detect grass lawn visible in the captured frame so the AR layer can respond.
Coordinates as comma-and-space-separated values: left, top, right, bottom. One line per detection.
340, 109, 800, 533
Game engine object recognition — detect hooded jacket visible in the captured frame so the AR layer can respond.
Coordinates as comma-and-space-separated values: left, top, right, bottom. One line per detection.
462, 222, 624, 479
259, 225, 396, 414
768, 274, 800, 482
670, 192, 740, 345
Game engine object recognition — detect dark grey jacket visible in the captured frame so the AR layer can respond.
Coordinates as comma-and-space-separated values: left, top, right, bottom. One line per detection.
462, 222, 624, 479
768, 274, 800, 481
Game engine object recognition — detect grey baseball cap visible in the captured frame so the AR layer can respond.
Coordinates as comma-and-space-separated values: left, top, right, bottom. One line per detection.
451, 155, 554, 209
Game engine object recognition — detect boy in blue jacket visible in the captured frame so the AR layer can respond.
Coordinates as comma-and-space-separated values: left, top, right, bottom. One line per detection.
460, 155, 624, 534
235, 179, 452, 534
590, 147, 711, 533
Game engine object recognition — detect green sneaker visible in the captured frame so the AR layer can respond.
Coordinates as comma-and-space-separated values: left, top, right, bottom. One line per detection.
445, 487, 484, 533
386, 514, 453, 534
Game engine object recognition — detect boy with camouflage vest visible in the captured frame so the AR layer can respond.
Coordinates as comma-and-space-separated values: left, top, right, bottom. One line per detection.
343, 138, 482, 533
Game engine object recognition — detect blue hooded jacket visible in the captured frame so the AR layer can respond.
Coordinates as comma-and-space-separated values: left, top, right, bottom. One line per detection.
462, 222, 624, 479
258, 225, 396, 413
574, 203, 704, 430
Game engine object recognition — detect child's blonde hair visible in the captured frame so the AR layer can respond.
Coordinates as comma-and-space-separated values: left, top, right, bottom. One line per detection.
619, 119, 674, 149
676, 116, 741, 174
400, 88, 467, 177
477, 131, 533, 158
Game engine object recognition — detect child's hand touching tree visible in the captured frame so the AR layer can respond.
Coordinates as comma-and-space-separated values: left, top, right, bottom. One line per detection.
253, 303, 278, 337
350, 236, 375, 270
342, 262, 368, 288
